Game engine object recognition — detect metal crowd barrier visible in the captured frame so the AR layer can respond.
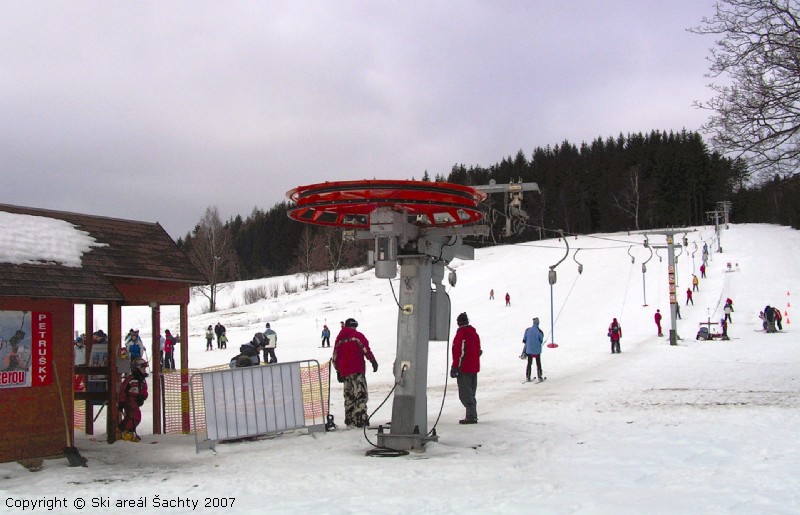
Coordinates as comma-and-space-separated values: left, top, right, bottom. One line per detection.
190, 359, 327, 453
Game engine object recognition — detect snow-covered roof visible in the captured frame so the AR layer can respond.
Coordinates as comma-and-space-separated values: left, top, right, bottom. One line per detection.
0, 204, 206, 300
0, 211, 105, 267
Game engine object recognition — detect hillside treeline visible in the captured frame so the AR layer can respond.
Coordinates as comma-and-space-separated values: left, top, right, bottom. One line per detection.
183, 129, 798, 282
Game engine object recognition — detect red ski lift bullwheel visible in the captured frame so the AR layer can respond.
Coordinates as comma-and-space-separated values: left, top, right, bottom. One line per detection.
286, 180, 487, 228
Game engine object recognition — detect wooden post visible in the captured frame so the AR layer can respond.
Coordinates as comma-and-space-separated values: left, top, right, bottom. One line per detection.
83, 303, 94, 435
180, 303, 190, 434
107, 302, 120, 443
151, 305, 162, 434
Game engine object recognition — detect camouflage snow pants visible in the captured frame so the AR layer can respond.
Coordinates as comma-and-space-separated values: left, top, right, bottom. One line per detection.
342, 373, 369, 427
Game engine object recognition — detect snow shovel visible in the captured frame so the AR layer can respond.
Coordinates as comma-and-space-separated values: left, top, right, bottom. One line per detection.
52, 359, 88, 467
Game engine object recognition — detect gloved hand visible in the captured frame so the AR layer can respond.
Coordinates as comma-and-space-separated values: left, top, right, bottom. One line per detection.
370, 359, 378, 373
136, 396, 145, 407
337, 372, 344, 383
117, 403, 125, 412
479, 350, 483, 356
450, 366, 459, 378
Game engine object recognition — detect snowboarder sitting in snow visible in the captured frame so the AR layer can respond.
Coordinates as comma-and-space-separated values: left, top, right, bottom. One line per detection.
608, 318, 622, 354
230, 333, 263, 368
117, 358, 149, 442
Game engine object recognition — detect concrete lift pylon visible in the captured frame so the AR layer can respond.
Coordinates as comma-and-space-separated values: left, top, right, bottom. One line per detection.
286, 180, 489, 451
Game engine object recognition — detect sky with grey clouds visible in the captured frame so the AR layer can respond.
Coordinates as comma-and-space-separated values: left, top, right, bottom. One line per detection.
1, 1, 719, 238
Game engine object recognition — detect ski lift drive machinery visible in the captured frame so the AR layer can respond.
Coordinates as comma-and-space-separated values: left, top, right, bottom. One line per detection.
287, 180, 489, 452
472, 179, 541, 237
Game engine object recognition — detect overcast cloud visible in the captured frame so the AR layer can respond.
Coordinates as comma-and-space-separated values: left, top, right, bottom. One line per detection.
0, 1, 718, 238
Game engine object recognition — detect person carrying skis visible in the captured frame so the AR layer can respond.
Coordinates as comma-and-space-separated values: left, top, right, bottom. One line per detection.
522, 317, 544, 382
321, 325, 331, 348
117, 358, 149, 442
332, 318, 378, 428
654, 309, 663, 337
451, 312, 482, 424
608, 318, 622, 354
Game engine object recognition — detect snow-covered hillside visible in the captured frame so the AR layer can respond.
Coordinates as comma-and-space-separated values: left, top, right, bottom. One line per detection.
3, 223, 799, 514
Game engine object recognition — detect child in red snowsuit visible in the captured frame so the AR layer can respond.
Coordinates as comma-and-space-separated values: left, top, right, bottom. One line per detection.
117, 358, 149, 441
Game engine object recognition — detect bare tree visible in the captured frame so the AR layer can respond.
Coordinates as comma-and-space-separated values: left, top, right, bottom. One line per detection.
612, 165, 642, 230
691, 0, 800, 178
292, 226, 326, 290
187, 206, 236, 312
320, 227, 350, 284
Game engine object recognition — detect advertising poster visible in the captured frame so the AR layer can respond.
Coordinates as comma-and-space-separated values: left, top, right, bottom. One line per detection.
0, 311, 53, 389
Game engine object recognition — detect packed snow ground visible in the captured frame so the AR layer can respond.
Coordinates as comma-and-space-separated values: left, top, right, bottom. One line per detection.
2, 224, 798, 514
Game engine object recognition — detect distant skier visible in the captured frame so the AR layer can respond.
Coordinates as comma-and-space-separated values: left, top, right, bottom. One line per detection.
764, 306, 777, 333
214, 322, 226, 349
522, 317, 544, 382
505, 292, 511, 307
700, 263, 706, 278
163, 330, 176, 370
686, 288, 694, 306
489, 289, 494, 300
205, 325, 214, 351
654, 309, 663, 337
321, 325, 331, 348
608, 318, 622, 354
692, 274, 699, 292
263, 323, 278, 363
723, 301, 734, 323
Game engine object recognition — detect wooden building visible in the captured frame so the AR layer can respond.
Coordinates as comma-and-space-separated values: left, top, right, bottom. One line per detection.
0, 204, 205, 463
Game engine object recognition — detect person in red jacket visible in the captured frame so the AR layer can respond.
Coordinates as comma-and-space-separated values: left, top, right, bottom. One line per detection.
654, 309, 663, 337
608, 318, 622, 354
332, 318, 378, 428
163, 329, 176, 370
451, 312, 482, 424
117, 358, 149, 442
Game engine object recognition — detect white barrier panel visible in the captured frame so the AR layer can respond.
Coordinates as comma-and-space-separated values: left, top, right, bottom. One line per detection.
201, 362, 305, 445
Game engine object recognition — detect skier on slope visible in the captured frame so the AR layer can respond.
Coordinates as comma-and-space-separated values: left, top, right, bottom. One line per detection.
608, 318, 622, 354
654, 309, 663, 337
522, 317, 545, 382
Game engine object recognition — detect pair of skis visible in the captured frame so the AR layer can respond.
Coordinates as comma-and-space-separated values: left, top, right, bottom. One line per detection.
523, 377, 547, 384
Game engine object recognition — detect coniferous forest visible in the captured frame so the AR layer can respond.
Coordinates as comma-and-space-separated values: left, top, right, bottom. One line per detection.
180, 129, 799, 283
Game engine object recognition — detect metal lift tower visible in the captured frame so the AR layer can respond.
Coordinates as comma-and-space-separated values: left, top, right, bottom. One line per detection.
286, 180, 488, 451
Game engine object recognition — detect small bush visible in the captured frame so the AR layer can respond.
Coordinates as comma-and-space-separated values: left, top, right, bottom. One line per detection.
243, 285, 269, 304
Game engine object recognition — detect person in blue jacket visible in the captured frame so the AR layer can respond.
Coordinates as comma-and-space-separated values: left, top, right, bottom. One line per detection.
522, 317, 545, 382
